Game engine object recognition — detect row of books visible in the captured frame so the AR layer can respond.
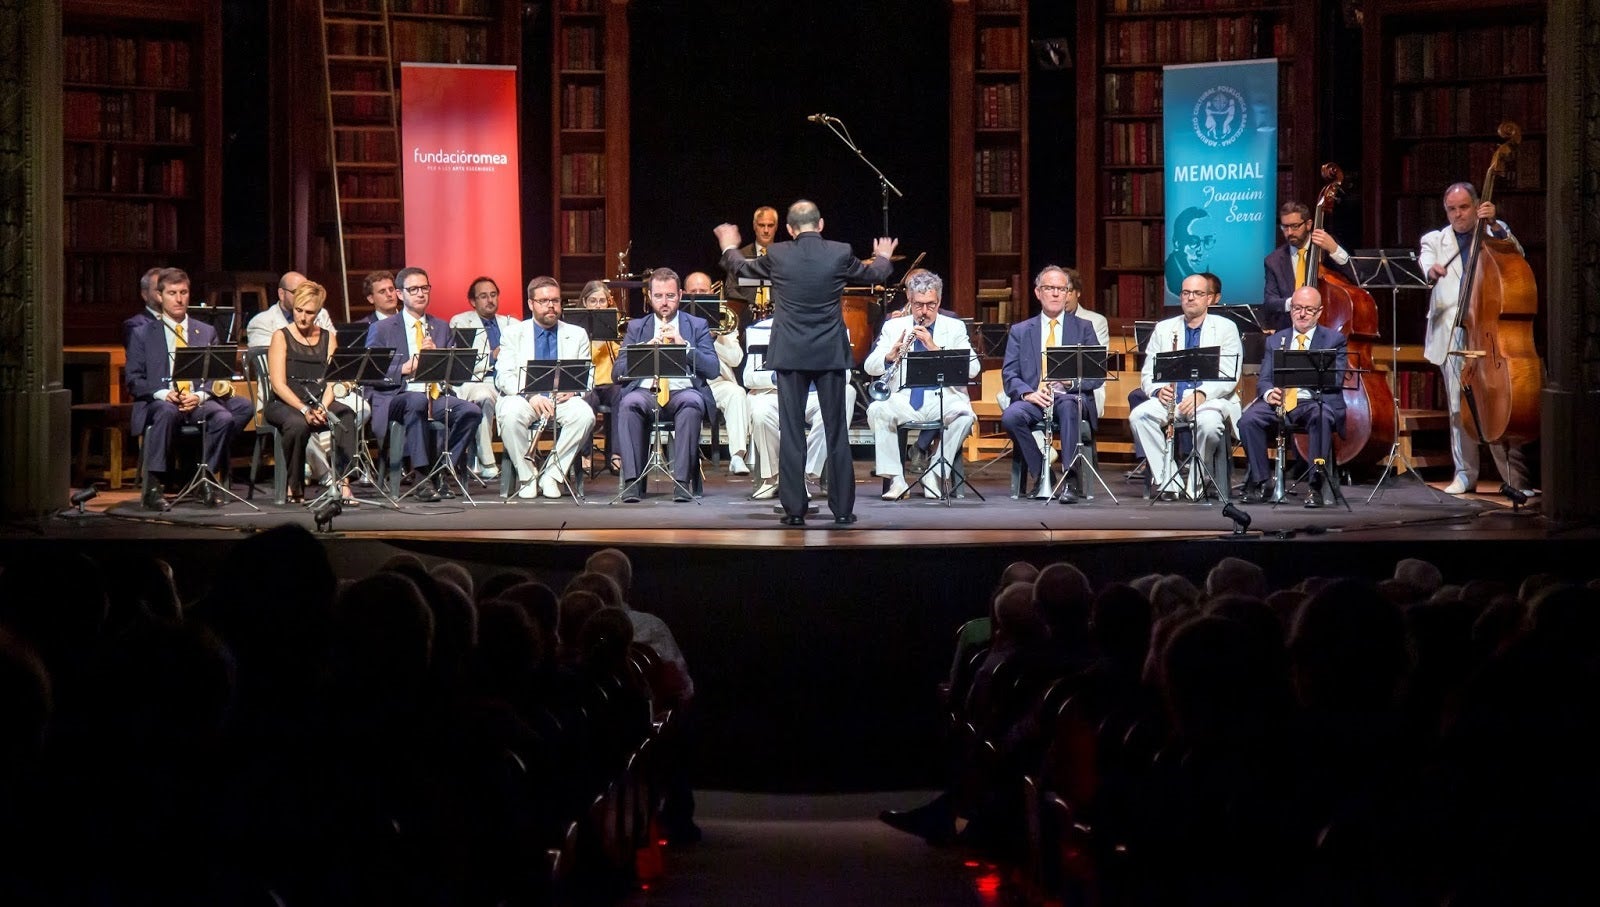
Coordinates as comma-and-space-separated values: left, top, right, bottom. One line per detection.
1391, 83, 1547, 138
332, 92, 391, 123
975, 148, 1022, 195
1396, 139, 1544, 195
1106, 0, 1276, 11
1099, 274, 1164, 321
560, 209, 607, 254
339, 200, 402, 228
391, 21, 489, 64
66, 199, 185, 251
1102, 16, 1284, 66
1103, 221, 1164, 269
1102, 70, 1162, 116
977, 83, 1023, 129
975, 0, 1021, 12
65, 92, 193, 144
977, 279, 1018, 325
339, 172, 399, 199
1392, 23, 1544, 83
977, 27, 1024, 70
64, 34, 191, 89
1101, 171, 1163, 217
335, 131, 397, 165
343, 234, 405, 266
326, 21, 387, 57
1395, 369, 1444, 411
65, 146, 188, 197
559, 25, 601, 70
1392, 194, 1547, 251
561, 84, 604, 129
392, 0, 495, 15
560, 153, 607, 195
1103, 121, 1161, 167
67, 254, 163, 309
556, 0, 602, 12
975, 207, 1020, 254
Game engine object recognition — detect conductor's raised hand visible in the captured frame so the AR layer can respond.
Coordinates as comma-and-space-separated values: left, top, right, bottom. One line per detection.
714, 223, 742, 250
872, 237, 899, 261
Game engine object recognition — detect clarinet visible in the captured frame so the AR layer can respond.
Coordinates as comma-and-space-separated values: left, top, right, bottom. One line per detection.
1272, 398, 1287, 501
1163, 332, 1178, 440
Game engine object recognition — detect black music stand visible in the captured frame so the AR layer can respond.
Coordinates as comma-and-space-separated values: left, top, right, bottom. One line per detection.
166, 345, 258, 511
894, 349, 982, 504
562, 307, 621, 342
308, 346, 400, 511
1149, 345, 1225, 503
603, 277, 648, 318
610, 343, 699, 504
1272, 348, 1351, 512
448, 325, 480, 359
976, 323, 1010, 360
514, 358, 594, 504
186, 305, 237, 345
334, 322, 370, 350
1350, 248, 1442, 504
1043, 345, 1119, 505
403, 347, 480, 505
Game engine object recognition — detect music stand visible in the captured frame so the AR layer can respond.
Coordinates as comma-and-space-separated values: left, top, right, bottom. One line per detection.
1148, 345, 1226, 503
513, 358, 594, 504
894, 349, 982, 504
1350, 248, 1442, 504
186, 305, 237, 345
603, 277, 648, 318
448, 325, 480, 355
976, 323, 1010, 360
335, 322, 370, 350
402, 347, 481, 505
1271, 348, 1351, 512
165, 345, 258, 511
562, 307, 621, 343
1043, 345, 1119, 505
307, 346, 400, 511
610, 343, 699, 504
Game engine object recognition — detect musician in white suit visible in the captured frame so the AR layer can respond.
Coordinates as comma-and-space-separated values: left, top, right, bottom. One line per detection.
743, 316, 856, 500
1417, 182, 1531, 496
865, 270, 978, 499
450, 276, 521, 480
495, 276, 596, 499
1129, 272, 1243, 501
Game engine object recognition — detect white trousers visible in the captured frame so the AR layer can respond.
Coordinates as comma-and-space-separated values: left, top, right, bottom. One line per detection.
454, 381, 499, 470
709, 376, 750, 458
1129, 396, 1228, 490
748, 382, 856, 479
497, 394, 596, 484
1441, 345, 1528, 489
867, 388, 974, 480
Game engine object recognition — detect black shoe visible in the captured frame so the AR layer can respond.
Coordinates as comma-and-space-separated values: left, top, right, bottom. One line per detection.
1058, 487, 1078, 504
834, 513, 858, 525
141, 483, 166, 511
674, 488, 693, 503
412, 483, 440, 503
780, 514, 805, 526
1241, 481, 1266, 504
1126, 461, 1151, 482
879, 804, 955, 846
621, 479, 643, 504
1304, 490, 1325, 509
436, 482, 456, 499
1157, 490, 1180, 502
202, 480, 222, 507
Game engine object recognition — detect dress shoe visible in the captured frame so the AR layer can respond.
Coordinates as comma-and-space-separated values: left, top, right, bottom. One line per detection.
1442, 478, 1472, 495
437, 483, 457, 500
1126, 461, 1151, 482
1157, 490, 1180, 502
202, 484, 222, 508
538, 473, 564, 499
621, 479, 643, 504
516, 477, 540, 499
834, 513, 858, 525
412, 483, 440, 503
673, 488, 693, 503
751, 479, 779, 500
1241, 480, 1267, 504
882, 476, 909, 499
477, 464, 500, 481
921, 473, 942, 499
1304, 490, 1326, 509
141, 484, 166, 511
729, 454, 750, 476
1058, 487, 1078, 504
879, 803, 955, 846
780, 514, 806, 526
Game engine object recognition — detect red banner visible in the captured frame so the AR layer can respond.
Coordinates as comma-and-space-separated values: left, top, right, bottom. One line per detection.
401, 64, 521, 322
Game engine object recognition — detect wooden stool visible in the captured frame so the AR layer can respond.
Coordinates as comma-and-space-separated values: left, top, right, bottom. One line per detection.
72, 403, 135, 489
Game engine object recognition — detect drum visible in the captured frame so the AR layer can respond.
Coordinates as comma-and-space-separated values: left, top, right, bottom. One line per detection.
842, 292, 883, 368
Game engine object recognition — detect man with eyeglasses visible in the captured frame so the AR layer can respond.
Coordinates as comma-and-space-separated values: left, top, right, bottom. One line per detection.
1163, 207, 1215, 295
1238, 287, 1347, 506
612, 267, 720, 503
1000, 266, 1106, 502
1261, 201, 1355, 332
1129, 272, 1242, 501
366, 266, 483, 501
449, 276, 520, 481
247, 270, 334, 349
865, 269, 978, 501
496, 276, 596, 499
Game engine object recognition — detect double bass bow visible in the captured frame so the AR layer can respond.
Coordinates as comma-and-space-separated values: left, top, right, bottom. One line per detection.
1296, 162, 1395, 466
1448, 122, 1541, 447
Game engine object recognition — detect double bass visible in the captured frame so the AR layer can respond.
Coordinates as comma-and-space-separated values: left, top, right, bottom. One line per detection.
1451, 122, 1540, 447
1295, 163, 1395, 466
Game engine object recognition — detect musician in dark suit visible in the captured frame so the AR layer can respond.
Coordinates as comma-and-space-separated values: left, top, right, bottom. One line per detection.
357, 270, 400, 326
121, 266, 165, 347
125, 268, 242, 509
1260, 201, 1355, 332
1239, 287, 1347, 506
1000, 266, 1105, 503
365, 266, 483, 502
718, 200, 896, 525
721, 206, 779, 308
612, 268, 720, 503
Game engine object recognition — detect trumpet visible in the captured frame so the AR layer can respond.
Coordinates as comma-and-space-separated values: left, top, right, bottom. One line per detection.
868, 318, 923, 401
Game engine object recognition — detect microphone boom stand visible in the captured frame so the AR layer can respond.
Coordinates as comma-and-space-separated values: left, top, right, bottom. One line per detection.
815, 116, 904, 235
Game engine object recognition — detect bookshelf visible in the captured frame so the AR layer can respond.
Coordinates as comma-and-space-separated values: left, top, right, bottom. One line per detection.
310, 0, 520, 319
551, 0, 630, 294
62, 0, 220, 346
1075, 1, 1317, 324
949, 0, 1029, 323
1361, 0, 1547, 406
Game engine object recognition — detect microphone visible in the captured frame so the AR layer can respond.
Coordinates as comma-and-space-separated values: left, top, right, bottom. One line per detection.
806, 113, 834, 123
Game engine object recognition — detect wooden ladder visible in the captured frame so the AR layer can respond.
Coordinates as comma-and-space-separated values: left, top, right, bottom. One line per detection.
318, 0, 404, 321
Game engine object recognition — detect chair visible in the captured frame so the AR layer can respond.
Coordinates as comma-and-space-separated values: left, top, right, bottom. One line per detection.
1009, 419, 1097, 499
497, 419, 587, 499
882, 418, 967, 497
616, 416, 704, 498
382, 407, 447, 496
137, 415, 205, 506
244, 346, 288, 505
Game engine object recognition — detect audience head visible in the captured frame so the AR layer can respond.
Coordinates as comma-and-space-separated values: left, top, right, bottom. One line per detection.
1205, 556, 1268, 601
1090, 583, 1153, 672
558, 590, 607, 656
478, 569, 535, 606
1149, 574, 1200, 619
1161, 614, 1288, 751
497, 581, 559, 646
432, 562, 475, 600
1034, 562, 1093, 644
1288, 578, 1410, 711
329, 572, 435, 699
577, 606, 635, 672
993, 581, 1049, 645
585, 548, 634, 599
565, 572, 625, 611
474, 600, 543, 693
1394, 558, 1444, 596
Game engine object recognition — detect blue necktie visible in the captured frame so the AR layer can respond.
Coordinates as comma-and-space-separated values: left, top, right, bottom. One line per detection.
909, 334, 925, 409
536, 325, 556, 363
485, 318, 501, 365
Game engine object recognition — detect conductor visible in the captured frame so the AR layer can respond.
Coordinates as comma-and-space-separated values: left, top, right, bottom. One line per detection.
718, 199, 896, 526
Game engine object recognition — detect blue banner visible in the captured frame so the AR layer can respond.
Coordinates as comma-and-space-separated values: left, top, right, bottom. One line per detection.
1161, 59, 1278, 306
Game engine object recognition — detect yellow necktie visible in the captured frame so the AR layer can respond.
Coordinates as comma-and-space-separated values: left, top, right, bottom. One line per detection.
1046, 318, 1057, 347
171, 322, 191, 394
1294, 247, 1307, 289
1284, 333, 1306, 412
755, 245, 769, 312
415, 319, 439, 399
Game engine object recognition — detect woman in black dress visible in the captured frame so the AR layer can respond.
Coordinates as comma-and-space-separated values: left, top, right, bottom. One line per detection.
264, 281, 357, 502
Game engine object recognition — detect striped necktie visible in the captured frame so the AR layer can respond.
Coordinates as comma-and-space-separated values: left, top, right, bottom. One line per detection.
170, 321, 191, 394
